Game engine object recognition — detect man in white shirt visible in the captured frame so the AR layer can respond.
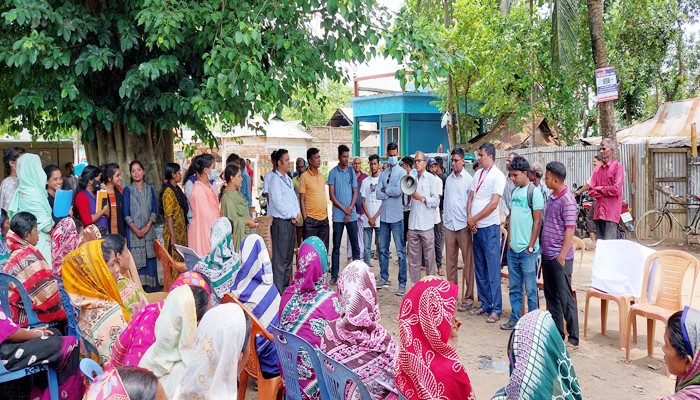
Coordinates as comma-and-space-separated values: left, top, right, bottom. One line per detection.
442, 148, 475, 310
407, 151, 440, 284
467, 142, 507, 323
361, 154, 382, 267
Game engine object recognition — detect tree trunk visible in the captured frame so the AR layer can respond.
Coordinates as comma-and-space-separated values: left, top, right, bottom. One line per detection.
83, 122, 174, 195
586, 0, 616, 142
443, 0, 456, 150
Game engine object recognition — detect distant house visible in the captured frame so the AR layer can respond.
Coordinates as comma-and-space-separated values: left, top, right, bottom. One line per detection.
309, 107, 377, 159
469, 114, 560, 151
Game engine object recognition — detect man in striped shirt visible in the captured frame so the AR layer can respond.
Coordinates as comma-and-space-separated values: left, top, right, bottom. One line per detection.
541, 161, 580, 350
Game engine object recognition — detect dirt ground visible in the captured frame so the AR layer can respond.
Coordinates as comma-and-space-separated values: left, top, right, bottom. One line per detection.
246, 239, 700, 399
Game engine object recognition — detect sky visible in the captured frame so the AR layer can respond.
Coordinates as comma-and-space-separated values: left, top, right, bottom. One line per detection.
347, 0, 404, 79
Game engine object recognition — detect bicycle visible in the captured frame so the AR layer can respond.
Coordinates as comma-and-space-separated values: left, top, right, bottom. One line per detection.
634, 185, 700, 247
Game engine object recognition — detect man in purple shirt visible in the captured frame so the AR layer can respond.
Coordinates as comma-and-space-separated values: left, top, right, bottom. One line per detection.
588, 138, 624, 240
541, 161, 579, 349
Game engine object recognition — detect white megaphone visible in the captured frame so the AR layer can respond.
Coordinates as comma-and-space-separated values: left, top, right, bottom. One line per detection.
400, 175, 417, 196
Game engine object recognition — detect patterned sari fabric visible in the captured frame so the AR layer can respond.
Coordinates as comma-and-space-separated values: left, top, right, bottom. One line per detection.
492, 309, 581, 400
321, 261, 399, 400
116, 276, 148, 316
232, 234, 281, 377
172, 303, 248, 400
193, 217, 240, 303
78, 224, 102, 246
396, 276, 474, 400
50, 217, 79, 277
661, 307, 700, 400
0, 306, 84, 400
62, 240, 131, 364
85, 368, 130, 400
138, 285, 199, 397
279, 236, 340, 399
111, 271, 211, 368
3, 230, 66, 325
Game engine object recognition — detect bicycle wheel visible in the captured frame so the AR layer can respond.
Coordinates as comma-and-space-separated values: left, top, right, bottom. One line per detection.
635, 210, 672, 247
693, 213, 700, 245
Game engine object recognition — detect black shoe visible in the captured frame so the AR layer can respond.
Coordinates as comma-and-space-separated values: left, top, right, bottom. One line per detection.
500, 320, 517, 330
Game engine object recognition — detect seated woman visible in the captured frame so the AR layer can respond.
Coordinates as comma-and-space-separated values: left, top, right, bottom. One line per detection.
50, 217, 81, 277
230, 234, 280, 378
661, 307, 700, 399
3, 211, 66, 325
86, 366, 166, 400
279, 236, 340, 399
61, 235, 142, 363
395, 276, 474, 399
492, 309, 582, 400
193, 217, 240, 302
111, 271, 210, 367
0, 306, 83, 400
172, 303, 251, 400
321, 261, 398, 400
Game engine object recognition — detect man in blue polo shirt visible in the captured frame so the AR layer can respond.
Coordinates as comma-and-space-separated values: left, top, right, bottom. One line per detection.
328, 144, 360, 285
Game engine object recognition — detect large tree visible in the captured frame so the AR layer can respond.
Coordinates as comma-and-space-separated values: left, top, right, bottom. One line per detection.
0, 0, 386, 185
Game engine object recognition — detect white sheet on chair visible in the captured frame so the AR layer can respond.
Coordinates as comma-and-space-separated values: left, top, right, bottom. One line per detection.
589, 239, 657, 298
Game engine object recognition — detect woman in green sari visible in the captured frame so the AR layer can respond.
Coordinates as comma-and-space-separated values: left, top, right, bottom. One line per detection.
220, 163, 256, 250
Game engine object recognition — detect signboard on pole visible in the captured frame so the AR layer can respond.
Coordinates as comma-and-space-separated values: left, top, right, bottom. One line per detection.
595, 67, 619, 103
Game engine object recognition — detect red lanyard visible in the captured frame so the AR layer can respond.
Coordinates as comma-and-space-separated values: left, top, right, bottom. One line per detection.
474, 166, 492, 194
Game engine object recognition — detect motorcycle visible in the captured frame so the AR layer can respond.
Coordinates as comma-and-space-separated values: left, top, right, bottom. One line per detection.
572, 184, 634, 239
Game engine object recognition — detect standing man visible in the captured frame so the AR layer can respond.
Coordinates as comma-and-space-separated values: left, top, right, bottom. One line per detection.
429, 157, 447, 275
400, 156, 414, 247
501, 152, 519, 214
245, 158, 254, 192
293, 158, 306, 178
467, 142, 507, 324
587, 138, 624, 240
268, 149, 301, 293
347, 157, 367, 263
361, 154, 382, 267
443, 148, 475, 310
299, 148, 329, 250
328, 145, 360, 285
529, 161, 551, 220
501, 156, 543, 330
292, 157, 307, 248
376, 142, 408, 295
62, 161, 78, 192
541, 161, 579, 350
407, 152, 440, 283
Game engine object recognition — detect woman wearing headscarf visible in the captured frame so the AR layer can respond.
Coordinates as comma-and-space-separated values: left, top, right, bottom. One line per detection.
62, 235, 137, 363
171, 303, 252, 400
492, 309, 582, 400
231, 234, 280, 378
193, 217, 240, 303
0, 305, 84, 400
322, 261, 399, 400
123, 160, 159, 292
86, 366, 166, 400
661, 307, 700, 399
9, 153, 54, 263
279, 236, 340, 399
160, 162, 188, 266
51, 217, 80, 277
111, 272, 211, 368
3, 211, 66, 326
396, 276, 474, 400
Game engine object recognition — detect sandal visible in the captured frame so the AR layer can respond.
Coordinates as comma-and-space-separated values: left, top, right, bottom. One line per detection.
438, 268, 445, 276
457, 301, 474, 312
469, 308, 487, 316
486, 313, 501, 323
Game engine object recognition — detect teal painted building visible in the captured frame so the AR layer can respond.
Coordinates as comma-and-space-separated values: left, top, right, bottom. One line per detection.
350, 92, 450, 157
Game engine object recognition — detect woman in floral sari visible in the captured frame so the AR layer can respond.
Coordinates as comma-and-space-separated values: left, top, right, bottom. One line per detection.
193, 217, 240, 303
322, 261, 398, 400
661, 307, 700, 400
62, 235, 143, 363
111, 271, 211, 367
279, 236, 340, 399
492, 309, 581, 400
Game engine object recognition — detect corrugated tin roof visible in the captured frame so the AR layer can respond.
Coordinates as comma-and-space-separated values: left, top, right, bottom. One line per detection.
582, 97, 700, 146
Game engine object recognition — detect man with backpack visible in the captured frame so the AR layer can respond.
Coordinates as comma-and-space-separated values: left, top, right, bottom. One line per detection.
501, 156, 544, 330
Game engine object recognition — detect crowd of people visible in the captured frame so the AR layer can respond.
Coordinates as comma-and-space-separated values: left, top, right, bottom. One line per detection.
0, 138, 690, 400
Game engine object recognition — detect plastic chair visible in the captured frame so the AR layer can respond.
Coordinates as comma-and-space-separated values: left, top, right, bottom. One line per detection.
222, 294, 283, 400
316, 350, 373, 400
269, 325, 329, 400
79, 359, 103, 382
626, 250, 700, 362
154, 240, 187, 291
57, 280, 80, 339
255, 216, 274, 259
0, 274, 60, 400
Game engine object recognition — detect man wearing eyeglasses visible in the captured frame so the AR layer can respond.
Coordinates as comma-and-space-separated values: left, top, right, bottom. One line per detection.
443, 148, 475, 311
587, 138, 624, 240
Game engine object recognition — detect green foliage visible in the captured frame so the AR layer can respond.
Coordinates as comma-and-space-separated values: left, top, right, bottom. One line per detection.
0, 0, 387, 147
281, 79, 353, 126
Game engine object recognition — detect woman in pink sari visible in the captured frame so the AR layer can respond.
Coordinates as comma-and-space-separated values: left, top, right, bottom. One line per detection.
322, 261, 398, 400
110, 271, 211, 367
279, 236, 340, 399
187, 154, 220, 256
50, 217, 80, 277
